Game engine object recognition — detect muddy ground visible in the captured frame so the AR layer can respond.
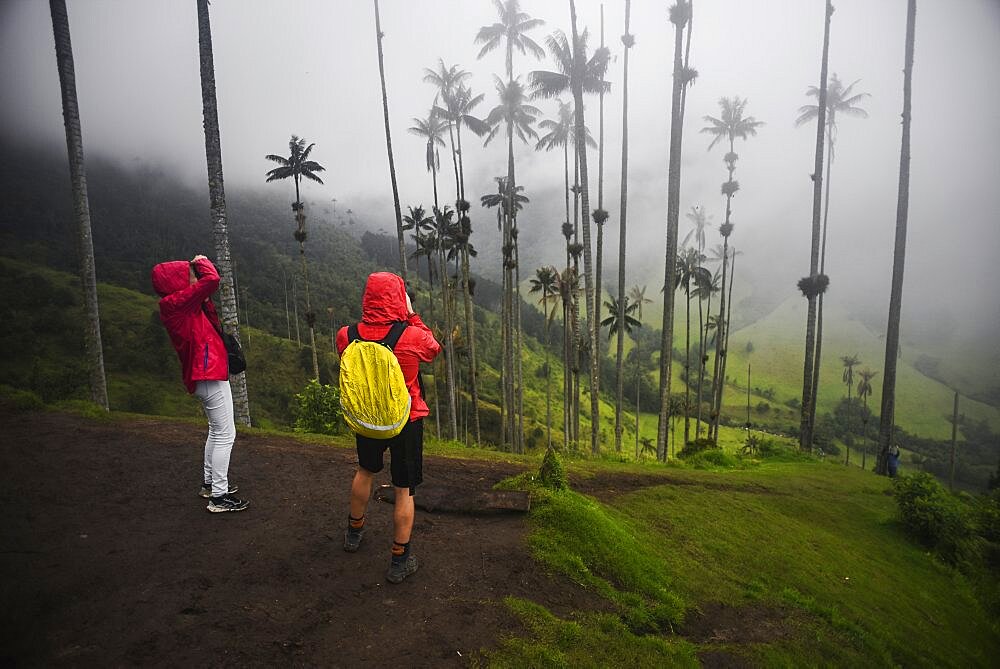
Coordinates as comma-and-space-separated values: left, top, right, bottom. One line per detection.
0, 407, 612, 667
0, 406, 795, 667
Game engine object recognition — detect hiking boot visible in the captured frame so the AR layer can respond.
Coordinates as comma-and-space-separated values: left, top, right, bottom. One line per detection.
386, 554, 418, 584
343, 525, 365, 553
206, 494, 249, 513
200, 483, 239, 499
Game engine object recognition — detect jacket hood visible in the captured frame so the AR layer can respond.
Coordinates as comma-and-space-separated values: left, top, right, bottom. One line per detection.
361, 272, 408, 325
151, 261, 191, 297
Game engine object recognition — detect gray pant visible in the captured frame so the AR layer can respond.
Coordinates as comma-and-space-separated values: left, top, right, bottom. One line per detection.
195, 380, 235, 497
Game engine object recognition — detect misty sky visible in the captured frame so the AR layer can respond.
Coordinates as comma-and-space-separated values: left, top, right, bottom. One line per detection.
2, 0, 999, 343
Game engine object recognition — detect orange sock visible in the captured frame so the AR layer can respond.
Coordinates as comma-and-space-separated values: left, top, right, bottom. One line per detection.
391, 541, 409, 558
349, 514, 365, 529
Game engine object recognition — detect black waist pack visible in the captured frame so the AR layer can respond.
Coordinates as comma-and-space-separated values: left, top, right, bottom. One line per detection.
222, 331, 246, 375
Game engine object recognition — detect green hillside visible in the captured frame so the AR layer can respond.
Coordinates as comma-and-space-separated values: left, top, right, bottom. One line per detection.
724, 296, 1000, 439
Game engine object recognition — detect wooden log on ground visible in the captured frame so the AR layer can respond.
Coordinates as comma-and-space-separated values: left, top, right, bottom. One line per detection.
374, 484, 530, 514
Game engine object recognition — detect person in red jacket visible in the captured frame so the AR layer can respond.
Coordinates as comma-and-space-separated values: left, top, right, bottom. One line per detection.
336, 272, 440, 583
152, 255, 249, 513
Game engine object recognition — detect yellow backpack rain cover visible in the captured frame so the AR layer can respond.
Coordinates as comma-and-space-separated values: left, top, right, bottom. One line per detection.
339, 322, 411, 439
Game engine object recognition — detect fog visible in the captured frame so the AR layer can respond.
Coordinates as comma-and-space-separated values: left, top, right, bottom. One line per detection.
2, 0, 999, 347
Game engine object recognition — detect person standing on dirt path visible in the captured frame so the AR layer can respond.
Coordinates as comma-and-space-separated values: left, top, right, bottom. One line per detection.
336, 272, 440, 584
152, 255, 249, 513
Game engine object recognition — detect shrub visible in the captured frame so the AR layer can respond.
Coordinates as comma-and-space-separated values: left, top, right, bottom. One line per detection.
893, 472, 977, 567
292, 379, 342, 435
685, 449, 739, 469
0, 385, 43, 411
677, 437, 716, 459
539, 447, 568, 490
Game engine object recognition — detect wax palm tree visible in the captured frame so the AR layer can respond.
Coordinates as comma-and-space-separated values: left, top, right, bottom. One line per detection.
795, 74, 870, 442
424, 60, 472, 199
49, 0, 108, 410
657, 1, 693, 460
409, 110, 449, 208
555, 267, 581, 448
614, 0, 635, 454
196, 0, 249, 424
402, 205, 435, 291
432, 206, 459, 440
677, 248, 711, 445
601, 296, 640, 340
530, 27, 609, 384
700, 96, 762, 441
529, 29, 611, 101
536, 101, 596, 233
434, 84, 489, 202
682, 205, 713, 254
877, 0, 916, 475
482, 79, 538, 453
476, 0, 545, 82
841, 354, 860, 465
265, 135, 325, 380
453, 200, 482, 445
857, 368, 878, 470
798, 0, 835, 451
372, 0, 406, 279
404, 205, 442, 439
530, 266, 559, 448
628, 284, 652, 458
566, 0, 612, 455
603, 292, 641, 455
693, 267, 719, 437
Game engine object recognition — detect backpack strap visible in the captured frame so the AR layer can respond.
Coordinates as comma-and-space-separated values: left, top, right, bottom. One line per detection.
347, 324, 361, 344
379, 321, 409, 351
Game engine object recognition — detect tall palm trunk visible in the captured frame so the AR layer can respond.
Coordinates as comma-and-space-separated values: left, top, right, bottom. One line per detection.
373, 0, 407, 281
438, 240, 458, 441
292, 276, 301, 346
715, 247, 738, 439
197, 0, 249, 426
455, 129, 480, 446
292, 177, 320, 381
709, 238, 729, 441
50, 0, 109, 411
282, 269, 291, 340
573, 153, 582, 446
877, 0, 916, 475
505, 127, 518, 451
542, 288, 552, 448
614, 0, 632, 454
684, 280, 691, 445
799, 0, 833, 450
514, 220, 524, 452
635, 338, 641, 458
563, 278, 571, 449
593, 5, 607, 437
656, 3, 688, 461
569, 0, 600, 456
809, 128, 835, 442
845, 372, 852, 466
696, 286, 711, 437
460, 244, 480, 445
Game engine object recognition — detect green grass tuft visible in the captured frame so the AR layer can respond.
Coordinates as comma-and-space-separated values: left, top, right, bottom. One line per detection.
484, 598, 698, 668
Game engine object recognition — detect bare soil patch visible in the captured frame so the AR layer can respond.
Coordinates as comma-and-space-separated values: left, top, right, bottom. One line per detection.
0, 408, 604, 667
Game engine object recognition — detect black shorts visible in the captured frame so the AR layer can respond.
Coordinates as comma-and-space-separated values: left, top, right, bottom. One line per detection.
356, 419, 423, 490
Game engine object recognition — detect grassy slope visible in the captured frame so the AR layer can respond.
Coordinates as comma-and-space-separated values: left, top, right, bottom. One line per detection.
725, 297, 1000, 438
486, 451, 1000, 667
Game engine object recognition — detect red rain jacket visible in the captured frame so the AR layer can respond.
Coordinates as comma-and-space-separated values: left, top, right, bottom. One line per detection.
336, 272, 440, 422
152, 257, 229, 393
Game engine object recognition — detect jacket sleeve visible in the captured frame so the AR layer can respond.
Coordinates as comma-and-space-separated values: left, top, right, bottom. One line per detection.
335, 326, 350, 356
161, 259, 221, 315
406, 313, 440, 362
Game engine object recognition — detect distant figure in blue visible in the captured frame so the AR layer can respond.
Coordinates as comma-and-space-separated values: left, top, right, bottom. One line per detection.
887, 443, 901, 478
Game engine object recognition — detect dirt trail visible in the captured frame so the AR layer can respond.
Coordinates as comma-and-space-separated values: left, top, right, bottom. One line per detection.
0, 408, 603, 667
